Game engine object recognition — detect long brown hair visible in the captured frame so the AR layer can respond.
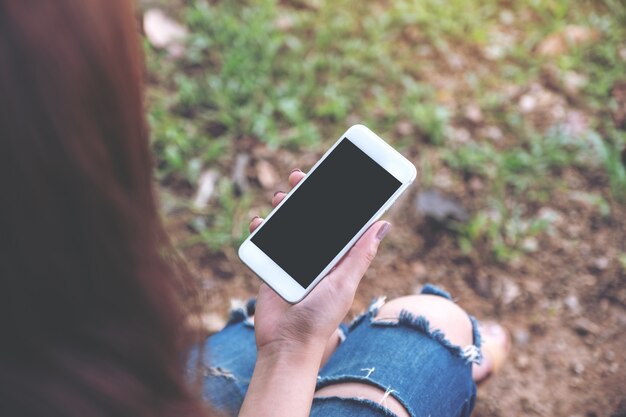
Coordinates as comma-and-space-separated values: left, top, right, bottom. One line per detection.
0, 1, 208, 416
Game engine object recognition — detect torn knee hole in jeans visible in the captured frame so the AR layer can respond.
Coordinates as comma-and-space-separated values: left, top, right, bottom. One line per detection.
352, 292, 482, 365
315, 378, 410, 417
372, 310, 481, 364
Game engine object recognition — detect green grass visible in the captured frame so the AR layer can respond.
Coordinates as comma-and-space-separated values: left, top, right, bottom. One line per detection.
185, 179, 253, 253
442, 129, 607, 262
145, 0, 626, 259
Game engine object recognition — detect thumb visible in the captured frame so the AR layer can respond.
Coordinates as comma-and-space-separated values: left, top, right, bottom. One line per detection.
327, 221, 391, 291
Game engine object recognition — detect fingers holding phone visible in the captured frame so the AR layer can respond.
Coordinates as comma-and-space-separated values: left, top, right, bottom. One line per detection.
324, 220, 390, 293
249, 169, 307, 233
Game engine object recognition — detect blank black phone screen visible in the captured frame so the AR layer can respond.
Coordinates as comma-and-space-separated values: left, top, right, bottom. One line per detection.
251, 138, 402, 289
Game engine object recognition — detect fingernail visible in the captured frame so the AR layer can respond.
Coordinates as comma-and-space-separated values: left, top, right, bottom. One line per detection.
289, 168, 302, 174
273, 190, 284, 197
376, 222, 391, 241
251, 216, 261, 221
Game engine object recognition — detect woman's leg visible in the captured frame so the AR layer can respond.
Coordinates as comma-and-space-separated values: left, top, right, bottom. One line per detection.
315, 294, 474, 417
198, 285, 503, 417
312, 285, 481, 417
193, 299, 345, 417
190, 300, 258, 417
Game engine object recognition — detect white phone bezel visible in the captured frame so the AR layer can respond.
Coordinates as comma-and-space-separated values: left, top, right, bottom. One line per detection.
238, 124, 417, 303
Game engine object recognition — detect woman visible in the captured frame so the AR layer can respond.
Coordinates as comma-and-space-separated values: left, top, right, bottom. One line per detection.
0, 1, 507, 417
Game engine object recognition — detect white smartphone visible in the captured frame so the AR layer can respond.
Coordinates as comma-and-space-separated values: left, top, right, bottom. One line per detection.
238, 125, 417, 303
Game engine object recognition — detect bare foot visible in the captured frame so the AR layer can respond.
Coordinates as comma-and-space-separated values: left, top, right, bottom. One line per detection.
472, 322, 510, 383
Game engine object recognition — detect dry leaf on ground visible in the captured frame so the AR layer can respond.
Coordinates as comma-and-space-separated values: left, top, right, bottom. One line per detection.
536, 25, 600, 57
144, 9, 188, 58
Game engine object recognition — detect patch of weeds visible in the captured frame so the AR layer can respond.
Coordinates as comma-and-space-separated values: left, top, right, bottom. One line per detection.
444, 130, 599, 197
148, 96, 205, 182
574, 14, 626, 204
410, 104, 450, 146
146, 0, 322, 183
456, 204, 549, 263
387, 0, 499, 46
522, 1, 626, 203
186, 179, 253, 252
569, 191, 611, 217
596, 130, 626, 202
384, 76, 450, 147
573, 6, 626, 107
183, 0, 308, 147
444, 129, 600, 261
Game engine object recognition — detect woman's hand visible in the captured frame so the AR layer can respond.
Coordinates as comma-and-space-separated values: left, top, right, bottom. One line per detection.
240, 168, 390, 417
248, 169, 391, 356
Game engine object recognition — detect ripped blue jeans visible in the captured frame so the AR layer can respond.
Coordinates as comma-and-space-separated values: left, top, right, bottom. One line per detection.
196, 284, 482, 417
